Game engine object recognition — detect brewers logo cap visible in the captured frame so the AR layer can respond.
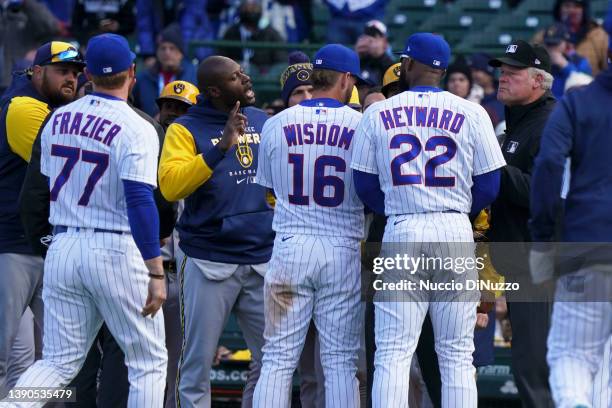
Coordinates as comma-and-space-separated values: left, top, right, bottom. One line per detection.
395, 33, 450, 70
156, 80, 200, 107
86, 34, 136, 76
32, 41, 85, 69
489, 40, 552, 74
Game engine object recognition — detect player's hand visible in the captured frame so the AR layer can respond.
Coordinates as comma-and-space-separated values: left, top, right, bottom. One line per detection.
475, 312, 489, 329
142, 257, 167, 317
218, 101, 247, 152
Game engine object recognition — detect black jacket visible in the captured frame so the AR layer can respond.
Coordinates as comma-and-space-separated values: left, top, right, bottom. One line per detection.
19, 105, 176, 257
489, 92, 556, 244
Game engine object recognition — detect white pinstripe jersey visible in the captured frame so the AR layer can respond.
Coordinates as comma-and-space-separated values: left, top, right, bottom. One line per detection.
351, 88, 505, 215
256, 100, 364, 240
40, 94, 159, 231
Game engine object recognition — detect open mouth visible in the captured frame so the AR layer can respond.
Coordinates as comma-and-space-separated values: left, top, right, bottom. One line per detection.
245, 87, 255, 99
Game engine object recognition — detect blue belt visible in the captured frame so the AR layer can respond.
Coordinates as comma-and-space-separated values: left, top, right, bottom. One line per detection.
53, 225, 124, 235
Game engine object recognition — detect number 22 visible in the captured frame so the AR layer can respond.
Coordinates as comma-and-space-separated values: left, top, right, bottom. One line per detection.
50, 144, 109, 206
390, 134, 457, 187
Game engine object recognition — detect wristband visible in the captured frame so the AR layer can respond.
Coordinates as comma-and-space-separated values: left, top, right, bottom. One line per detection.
148, 273, 165, 280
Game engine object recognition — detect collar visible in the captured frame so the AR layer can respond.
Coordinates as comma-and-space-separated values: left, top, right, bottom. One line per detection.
505, 92, 555, 130
90, 92, 125, 101
299, 98, 344, 108
409, 86, 443, 93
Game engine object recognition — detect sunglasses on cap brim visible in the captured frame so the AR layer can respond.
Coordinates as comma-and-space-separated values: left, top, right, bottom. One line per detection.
40, 49, 85, 66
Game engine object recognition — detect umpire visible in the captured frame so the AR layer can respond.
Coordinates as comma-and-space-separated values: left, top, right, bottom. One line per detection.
159, 55, 273, 407
487, 40, 556, 408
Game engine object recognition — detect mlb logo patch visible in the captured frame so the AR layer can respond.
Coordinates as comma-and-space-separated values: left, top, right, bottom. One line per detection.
506, 141, 519, 153
102, 67, 113, 74
534, 58, 541, 65
90, 99, 100, 106
506, 44, 518, 53
433, 60, 441, 66
315, 108, 327, 115
315, 59, 323, 65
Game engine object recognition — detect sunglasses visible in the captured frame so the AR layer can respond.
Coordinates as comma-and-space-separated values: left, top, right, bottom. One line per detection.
40, 49, 83, 66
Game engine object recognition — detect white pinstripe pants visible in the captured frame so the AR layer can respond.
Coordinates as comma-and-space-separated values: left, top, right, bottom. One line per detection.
372, 213, 479, 408
253, 235, 363, 408
547, 268, 612, 408
1, 230, 167, 408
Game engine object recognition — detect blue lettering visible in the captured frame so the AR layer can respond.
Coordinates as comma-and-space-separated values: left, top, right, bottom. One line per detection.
338, 127, 354, 150
392, 107, 406, 128
379, 110, 394, 130
439, 110, 453, 130
328, 125, 340, 146
68, 112, 82, 135
426, 108, 439, 128
415, 107, 427, 126
283, 125, 297, 146
450, 114, 465, 134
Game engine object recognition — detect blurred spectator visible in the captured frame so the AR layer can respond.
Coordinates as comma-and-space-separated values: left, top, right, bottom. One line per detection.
324, 0, 389, 44
71, 0, 136, 46
261, 0, 311, 43
136, 0, 185, 63
0, 0, 62, 91
533, 0, 608, 75
40, 0, 75, 24
445, 57, 472, 99
469, 53, 505, 127
181, 0, 215, 61
564, 70, 593, 92
355, 20, 393, 85
220, 0, 286, 72
132, 25, 197, 117
542, 22, 592, 98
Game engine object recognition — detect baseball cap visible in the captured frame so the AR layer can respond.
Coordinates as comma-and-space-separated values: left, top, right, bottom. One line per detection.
543, 23, 570, 45
468, 53, 495, 76
156, 80, 199, 107
86, 34, 136, 76
32, 41, 85, 68
394, 33, 451, 70
382, 63, 401, 88
489, 40, 552, 74
364, 20, 387, 37
313, 44, 367, 84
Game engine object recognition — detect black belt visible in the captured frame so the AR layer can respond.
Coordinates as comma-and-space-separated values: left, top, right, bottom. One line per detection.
53, 225, 125, 235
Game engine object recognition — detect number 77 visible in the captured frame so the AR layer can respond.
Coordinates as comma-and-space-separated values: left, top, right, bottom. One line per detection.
50, 144, 109, 206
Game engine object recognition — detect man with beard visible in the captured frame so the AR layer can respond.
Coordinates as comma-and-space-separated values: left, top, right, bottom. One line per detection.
0, 41, 84, 399
159, 55, 273, 407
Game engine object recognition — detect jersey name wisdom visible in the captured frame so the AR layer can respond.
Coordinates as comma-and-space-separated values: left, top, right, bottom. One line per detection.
282, 123, 354, 150
379, 106, 465, 134
51, 111, 122, 147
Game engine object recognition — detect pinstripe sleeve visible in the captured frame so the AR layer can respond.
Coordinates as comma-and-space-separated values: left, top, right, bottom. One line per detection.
472, 105, 506, 176
116, 119, 159, 186
350, 108, 379, 174
255, 118, 274, 188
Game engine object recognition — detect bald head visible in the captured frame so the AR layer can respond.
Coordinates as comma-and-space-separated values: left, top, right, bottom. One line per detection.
197, 55, 239, 90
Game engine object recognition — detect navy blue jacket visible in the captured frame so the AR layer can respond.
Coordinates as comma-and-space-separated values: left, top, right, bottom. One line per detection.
175, 101, 274, 264
132, 60, 197, 117
531, 68, 612, 242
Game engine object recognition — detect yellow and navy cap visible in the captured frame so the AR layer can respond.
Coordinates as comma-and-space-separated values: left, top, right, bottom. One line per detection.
382, 63, 401, 88
32, 41, 85, 68
156, 80, 200, 107
348, 85, 361, 110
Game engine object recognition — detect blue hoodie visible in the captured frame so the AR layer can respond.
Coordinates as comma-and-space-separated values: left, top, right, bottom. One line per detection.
530, 67, 612, 242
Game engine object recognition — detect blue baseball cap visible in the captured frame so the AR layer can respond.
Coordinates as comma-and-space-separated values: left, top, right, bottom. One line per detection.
313, 44, 366, 84
86, 34, 136, 76
395, 33, 451, 70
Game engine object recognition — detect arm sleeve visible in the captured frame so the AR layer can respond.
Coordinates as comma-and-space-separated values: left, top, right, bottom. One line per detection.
6, 97, 51, 162
19, 131, 52, 257
158, 122, 223, 201
529, 100, 573, 242
116, 122, 159, 185
353, 170, 385, 215
472, 105, 506, 176
470, 169, 500, 218
350, 110, 379, 175
123, 179, 160, 260
255, 120, 274, 189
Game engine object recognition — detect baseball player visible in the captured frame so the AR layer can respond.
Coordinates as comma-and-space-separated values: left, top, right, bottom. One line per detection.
351, 33, 505, 407
0, 41, 84, 399
529, 7, 612, 402
253, 43, 366, 408
156, 80, 200, 130
3, 34, 167, 407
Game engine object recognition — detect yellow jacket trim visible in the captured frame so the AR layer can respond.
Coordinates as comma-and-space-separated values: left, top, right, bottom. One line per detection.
6, 97, 50, 162
158, 122, 214, 201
